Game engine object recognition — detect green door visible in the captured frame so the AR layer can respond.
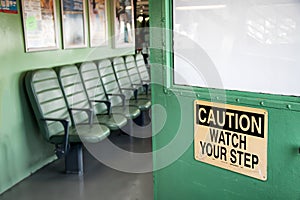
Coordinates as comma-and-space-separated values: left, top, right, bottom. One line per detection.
150, 0, 300, 199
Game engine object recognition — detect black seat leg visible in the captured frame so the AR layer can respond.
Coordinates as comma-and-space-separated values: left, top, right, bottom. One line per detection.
135, 110, 149, 126
65, 143, 83, 175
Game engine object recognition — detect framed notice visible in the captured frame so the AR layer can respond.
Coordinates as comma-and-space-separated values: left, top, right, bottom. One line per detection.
113, 0, 135, 48
88, 0, 108, 47
1, 0, 18, 14
194, 100, 268, 181
173, 0, 300, 97
61, 0, 87, 48
21, 0, 59, 52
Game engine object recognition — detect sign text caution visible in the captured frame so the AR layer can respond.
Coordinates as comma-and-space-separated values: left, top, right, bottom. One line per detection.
194, 100, 268, 181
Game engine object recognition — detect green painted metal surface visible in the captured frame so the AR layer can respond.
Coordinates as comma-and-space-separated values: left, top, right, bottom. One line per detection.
150, 0, 300, 199
0, 0, 134, 194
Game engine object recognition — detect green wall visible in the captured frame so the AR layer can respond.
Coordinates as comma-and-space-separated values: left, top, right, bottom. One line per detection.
0, 0, 134, 194
150, 0, 300, 199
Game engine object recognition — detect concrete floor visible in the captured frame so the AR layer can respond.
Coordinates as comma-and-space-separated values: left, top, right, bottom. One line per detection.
0, 123, 153, 200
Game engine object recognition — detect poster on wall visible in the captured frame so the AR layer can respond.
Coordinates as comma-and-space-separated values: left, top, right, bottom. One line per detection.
113, 0, 135, 48
21, 0, 59, 52
0, 0, 18, 14
88, 0, 108, 47
61, 0, 87, 48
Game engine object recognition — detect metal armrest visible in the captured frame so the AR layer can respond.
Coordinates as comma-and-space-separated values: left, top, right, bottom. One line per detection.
120, 87, 136, 91
142, 79, 150, 83
42, 118, 70, 158
107, 93, 125, 107
69, 108, 94, 126
143, 84, 149, 95
90, 100, 111, 115
120, 88, 138, 100
132, 83, 143, 87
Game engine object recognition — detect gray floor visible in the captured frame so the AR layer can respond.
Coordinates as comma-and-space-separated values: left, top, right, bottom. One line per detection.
0, 122, 153, 200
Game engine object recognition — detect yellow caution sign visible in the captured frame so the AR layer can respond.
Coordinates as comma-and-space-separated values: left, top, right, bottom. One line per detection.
194, 100, 268, 181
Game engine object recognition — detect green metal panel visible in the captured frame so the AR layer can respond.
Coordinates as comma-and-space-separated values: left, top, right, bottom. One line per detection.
0, 0, 134, 194
150, 0, 300, 199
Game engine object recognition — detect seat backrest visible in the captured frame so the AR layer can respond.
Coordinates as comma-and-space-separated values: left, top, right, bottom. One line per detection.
112, 57, 135, 99
125, 55, 143, 86
112, 57, 133, 89
79, 62, 108, 115
135, 53, 150, 82
25, 69, 72, 141
57, 65, 91, 124
97, 59, 123, 106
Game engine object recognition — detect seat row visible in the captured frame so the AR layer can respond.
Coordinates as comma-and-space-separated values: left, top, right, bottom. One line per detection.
24, 53, 151, 174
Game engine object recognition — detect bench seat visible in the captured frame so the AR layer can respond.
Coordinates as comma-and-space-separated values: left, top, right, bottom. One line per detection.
56, 64, 128, 131
95, 114, 127, 131
127, 99, 151, 111
49, 124, 110, 144
111, 105, 141, 119
25, 68, 110, 174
